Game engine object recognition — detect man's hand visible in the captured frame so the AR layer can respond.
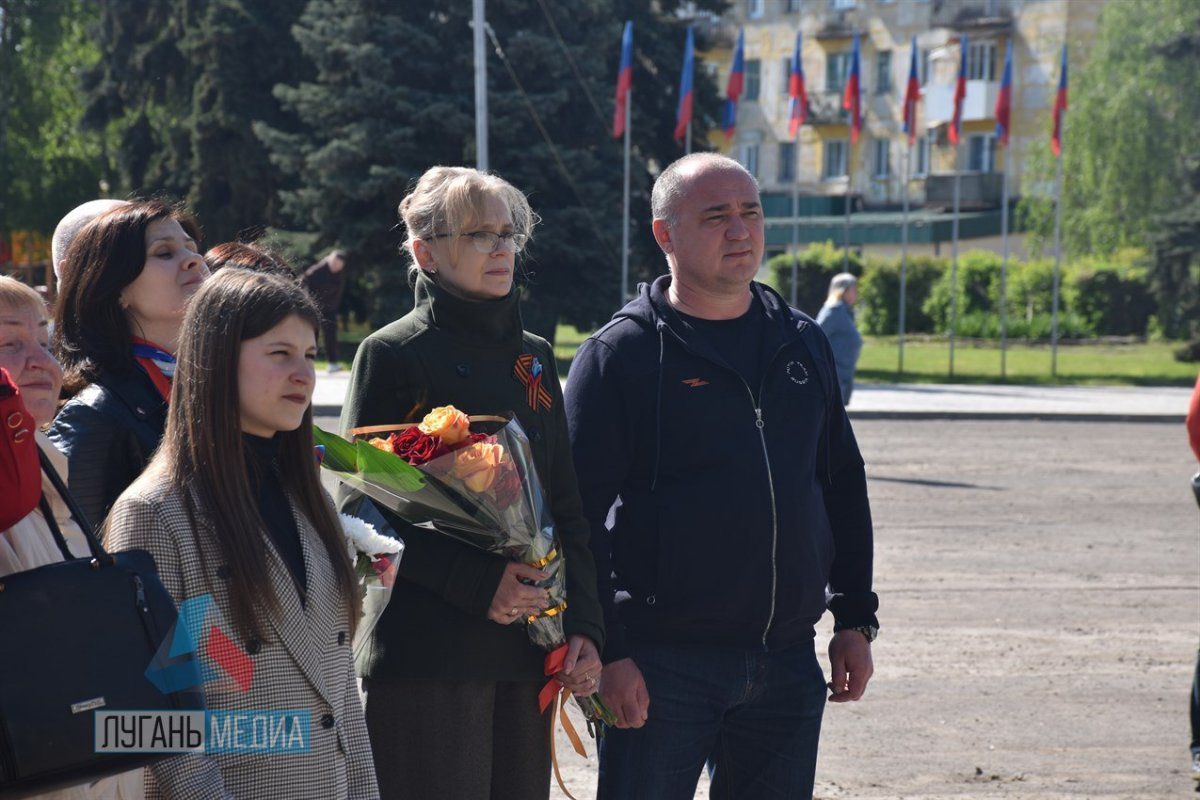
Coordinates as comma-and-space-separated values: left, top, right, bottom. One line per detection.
556, 635, 602, 695
598, 657, 650, 728
485, 562, 550, 624
827, 629, 874, 702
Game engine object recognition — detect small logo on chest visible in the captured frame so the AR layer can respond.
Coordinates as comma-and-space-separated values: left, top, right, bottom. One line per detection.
681, 378, 710, 388
786, 360, 810, 385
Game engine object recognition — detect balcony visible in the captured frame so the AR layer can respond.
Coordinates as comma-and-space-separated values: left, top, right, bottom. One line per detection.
924, 172, 1003, 210
930, 0, 1013, 32
806, 92, 849, 126
923, 79, 999, 126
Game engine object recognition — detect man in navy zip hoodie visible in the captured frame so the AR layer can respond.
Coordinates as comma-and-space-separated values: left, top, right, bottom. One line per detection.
566, 153, 879, 800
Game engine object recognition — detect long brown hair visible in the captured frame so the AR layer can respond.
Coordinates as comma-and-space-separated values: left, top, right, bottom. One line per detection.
149, 268, 355, 640
53, 200, 202, 397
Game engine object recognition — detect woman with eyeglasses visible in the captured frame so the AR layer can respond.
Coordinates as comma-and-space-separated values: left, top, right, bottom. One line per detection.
339, 166, 605, 799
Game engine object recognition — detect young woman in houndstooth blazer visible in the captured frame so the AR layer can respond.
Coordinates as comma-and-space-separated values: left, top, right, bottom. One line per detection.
105, 269, 379, 799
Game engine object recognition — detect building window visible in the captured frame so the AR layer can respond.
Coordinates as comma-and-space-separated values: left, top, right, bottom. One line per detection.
873, 138, 890, 178
919, 47, 932, 87
968, 134, 997, 172
823, 139, 849, 179
743, 143, 760, 178
826, 51, 852, 93
875, 51, 892, 95
747, 0, 764, 18
967, 41, 996, 81
779, 142, 797, 182
745, 59, 761, 101
984, 0, 1000, 14
782, 58, 792, 94
915, 135, 930, 176
786, 0, 802, 10
830, 0, 857, 9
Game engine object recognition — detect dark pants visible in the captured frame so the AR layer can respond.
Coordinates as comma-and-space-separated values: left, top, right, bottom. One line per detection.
320, 313, 339, 363
1191, 647, 1199, 753
363, 677, 551, 800
598, 638, 827, 800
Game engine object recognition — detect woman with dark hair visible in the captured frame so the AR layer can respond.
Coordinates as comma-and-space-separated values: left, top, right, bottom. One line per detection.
340, 166, 604, 799
204, 241, 294, 276
48, 200, 208, 527
105, 268, 378, 799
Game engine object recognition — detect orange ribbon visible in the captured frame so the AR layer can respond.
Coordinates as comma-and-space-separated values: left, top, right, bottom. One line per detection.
539, 643, 569, 713
548, 687, 587, 800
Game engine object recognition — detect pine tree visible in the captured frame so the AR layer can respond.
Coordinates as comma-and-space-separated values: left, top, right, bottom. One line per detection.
260, 0, 728, 337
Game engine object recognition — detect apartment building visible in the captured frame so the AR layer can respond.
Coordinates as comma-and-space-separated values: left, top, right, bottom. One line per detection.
695, 0, 1104, 256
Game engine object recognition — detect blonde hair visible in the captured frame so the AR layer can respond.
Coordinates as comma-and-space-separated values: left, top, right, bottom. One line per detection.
0, 276, 48, 318
397, 166, 537, 278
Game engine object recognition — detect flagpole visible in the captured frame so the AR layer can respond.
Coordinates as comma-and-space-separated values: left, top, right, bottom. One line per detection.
843, 143, 852, 272
620, 89, 632, 307
473, 0, 488, 170
999, 142, 1010, 379
899, 139, 910, 374
791, 126, 801, 307
686, 122, 692, 155
949, 141, 961, 378
1051, 152, 1063, 378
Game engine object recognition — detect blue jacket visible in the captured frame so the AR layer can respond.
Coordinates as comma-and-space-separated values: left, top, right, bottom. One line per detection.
816, 300, 862, 387
565, 275, 878, 661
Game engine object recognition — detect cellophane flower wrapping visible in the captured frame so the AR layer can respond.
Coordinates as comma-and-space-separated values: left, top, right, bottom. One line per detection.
338, 508, 403, 665
314, 413, 615, 727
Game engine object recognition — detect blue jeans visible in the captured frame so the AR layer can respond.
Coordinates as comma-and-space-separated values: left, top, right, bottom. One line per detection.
598, 638, 827, 800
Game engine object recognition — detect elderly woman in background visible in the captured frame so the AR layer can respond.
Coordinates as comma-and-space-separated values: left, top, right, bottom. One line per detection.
0, 275, 143, 799
816, 272, 863, 405
48, 200, 208, 527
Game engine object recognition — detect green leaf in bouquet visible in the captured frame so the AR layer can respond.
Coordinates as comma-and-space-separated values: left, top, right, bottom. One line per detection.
313, 425, 359, 474
355, 439, 427, 492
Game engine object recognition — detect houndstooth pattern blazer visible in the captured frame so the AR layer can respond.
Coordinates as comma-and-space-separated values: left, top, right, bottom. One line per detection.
105, 470, 379, 800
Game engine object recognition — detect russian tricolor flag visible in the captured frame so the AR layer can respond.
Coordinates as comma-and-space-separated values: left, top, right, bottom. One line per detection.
788, 32, 807, 137
1051, 44, 1068, 156
612, 21, 633, 138
902, 36, 920, 145
842, 33, 862, 144
994, 39, 1013, 145
949, 33, 967, 145
674, 27, 695, 143
722, 28, 746, 141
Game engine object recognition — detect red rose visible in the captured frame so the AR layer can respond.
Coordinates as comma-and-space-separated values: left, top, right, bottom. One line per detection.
387, 428, 424, 459
491, 462, 523, 509
405, 434, 445, 466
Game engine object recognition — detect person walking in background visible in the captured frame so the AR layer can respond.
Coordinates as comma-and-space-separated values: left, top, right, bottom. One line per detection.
566, 153, 877, 800
48, 200, 208, 527
817, 272, 863, 406
339, 166, 603, 800
1187, 372, 1200, 783
302, 249, 348, 372
105, 269, 378, 799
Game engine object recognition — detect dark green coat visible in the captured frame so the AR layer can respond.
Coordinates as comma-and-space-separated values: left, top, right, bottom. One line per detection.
339, 273, 604, 682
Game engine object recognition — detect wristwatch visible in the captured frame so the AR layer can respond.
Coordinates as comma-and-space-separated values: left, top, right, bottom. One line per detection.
840, 625, 878, 643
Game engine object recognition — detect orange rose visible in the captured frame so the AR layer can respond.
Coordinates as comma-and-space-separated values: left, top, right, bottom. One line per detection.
368, 437, 393, 451
453, 442, 507, 493
418, 406, 471, 445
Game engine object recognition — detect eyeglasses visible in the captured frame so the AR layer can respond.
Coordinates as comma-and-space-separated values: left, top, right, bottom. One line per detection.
429, 230, 527, 254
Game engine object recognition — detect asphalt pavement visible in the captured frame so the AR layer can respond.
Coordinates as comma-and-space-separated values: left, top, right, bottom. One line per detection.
312, 371, 1194, 422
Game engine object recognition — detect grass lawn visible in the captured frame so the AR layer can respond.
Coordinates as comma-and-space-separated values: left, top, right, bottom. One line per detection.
554, 326, 1198, 386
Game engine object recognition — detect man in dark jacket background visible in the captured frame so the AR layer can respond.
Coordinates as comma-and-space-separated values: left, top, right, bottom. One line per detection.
565, 152, 878, 800
302, 249, 347, 372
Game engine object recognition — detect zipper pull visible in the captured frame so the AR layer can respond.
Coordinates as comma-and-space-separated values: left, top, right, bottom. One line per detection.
134, 575, 148, 613
754, 408, 765, 429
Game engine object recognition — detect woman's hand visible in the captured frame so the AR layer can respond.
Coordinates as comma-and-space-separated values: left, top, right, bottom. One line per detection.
486, 562, 551, 624
555, 635, 602, 696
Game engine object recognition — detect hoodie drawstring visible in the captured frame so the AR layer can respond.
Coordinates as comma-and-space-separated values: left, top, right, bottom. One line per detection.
650, 326, 665, 493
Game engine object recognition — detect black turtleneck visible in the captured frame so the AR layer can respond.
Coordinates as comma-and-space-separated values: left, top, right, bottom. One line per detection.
243, 433, 307, 601
410, 270, 525, 347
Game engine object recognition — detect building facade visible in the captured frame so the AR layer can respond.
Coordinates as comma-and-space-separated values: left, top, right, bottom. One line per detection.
695, 0, 1104, 256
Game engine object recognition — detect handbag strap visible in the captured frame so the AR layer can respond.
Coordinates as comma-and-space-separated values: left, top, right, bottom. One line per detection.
36, 445, 110, 564
37, 495, 76, 562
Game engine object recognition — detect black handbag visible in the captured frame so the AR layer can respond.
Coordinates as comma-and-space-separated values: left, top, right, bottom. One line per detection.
0, 448, 205, 799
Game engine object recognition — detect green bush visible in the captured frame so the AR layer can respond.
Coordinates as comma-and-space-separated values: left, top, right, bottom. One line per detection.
858, 255, 944, 335
1071, 260, 1154, 336
768, 242, 863, 317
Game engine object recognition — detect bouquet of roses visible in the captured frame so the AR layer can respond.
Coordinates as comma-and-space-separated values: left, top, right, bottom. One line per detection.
314, 407, 615, 730
337, 512, 403, 663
